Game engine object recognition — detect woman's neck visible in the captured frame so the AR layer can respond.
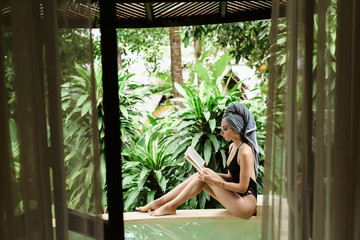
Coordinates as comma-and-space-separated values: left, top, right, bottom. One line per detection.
232, 139, 243, 148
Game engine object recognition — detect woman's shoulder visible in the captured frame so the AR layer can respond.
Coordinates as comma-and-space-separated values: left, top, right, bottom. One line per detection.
238, 143, 254, 160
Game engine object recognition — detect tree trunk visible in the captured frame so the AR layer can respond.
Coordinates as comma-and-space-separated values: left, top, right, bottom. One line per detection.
169, 27, 183, 103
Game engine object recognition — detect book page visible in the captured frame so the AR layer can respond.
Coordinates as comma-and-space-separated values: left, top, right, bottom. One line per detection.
185, 146, 205, 172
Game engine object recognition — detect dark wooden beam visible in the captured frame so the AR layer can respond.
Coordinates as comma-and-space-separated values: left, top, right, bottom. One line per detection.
99, 0, 124, 239
144, 2, 154, 22
220, 1, 227, 18
114, 0, 228, 2
113, 8, 274, 28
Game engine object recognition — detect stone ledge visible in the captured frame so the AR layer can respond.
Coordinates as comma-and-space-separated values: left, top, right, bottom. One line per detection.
103, 195, 264, 222
121, 208, 261, 222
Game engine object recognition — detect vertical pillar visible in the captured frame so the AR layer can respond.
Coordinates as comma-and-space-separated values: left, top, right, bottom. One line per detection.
99, 1, 124, 239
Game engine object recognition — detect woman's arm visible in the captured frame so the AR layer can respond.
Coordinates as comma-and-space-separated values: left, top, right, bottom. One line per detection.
218, 172, 233, 182
201, 146, 254, 193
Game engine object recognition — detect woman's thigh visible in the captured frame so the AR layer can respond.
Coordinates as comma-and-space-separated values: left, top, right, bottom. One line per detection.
208, 184, 256, 218
202, 183, 218, 201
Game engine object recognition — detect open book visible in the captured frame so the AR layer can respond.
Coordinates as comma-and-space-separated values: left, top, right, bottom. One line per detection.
184, 146, 205, 172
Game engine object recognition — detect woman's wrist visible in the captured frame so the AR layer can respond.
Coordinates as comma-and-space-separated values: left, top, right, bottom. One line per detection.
218, 179, 225, 188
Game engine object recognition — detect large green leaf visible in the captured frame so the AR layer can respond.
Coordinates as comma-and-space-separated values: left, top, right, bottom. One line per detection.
138, 168, 150, 188
81, 101, 92, 116
199, 190, 207, 209
147, 190, 157, 204
124, 189, 141, 210
212, 52, 232, 83
220, 149, 227, 168
76, 95, 88, 107
203, 139, 212, 164
174, 82, 189, 99
154, 169, 162, 183
194, 61, 211, 82
209, 134, 220, 152
191, 132, 203, 147
159, 176, 167, 192
177, 120, 196, 131
85, 163, 94, 186
203, 111, 210, 122
120, 105, 129, 119
9, 119, 17, 142
122, 175, 136, 187
209, 119, 216, 133
123, 162, 140, 168
172, 138, 192, 159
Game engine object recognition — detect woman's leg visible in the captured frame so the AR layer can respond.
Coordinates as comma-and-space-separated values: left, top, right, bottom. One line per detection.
136, 173, 199, 212
206, 183, 256, 218
150, 174, 207, 216
195, 170, 257, 218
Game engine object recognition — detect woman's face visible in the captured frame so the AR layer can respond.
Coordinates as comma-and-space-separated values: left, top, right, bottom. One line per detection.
221, 119, 239, 141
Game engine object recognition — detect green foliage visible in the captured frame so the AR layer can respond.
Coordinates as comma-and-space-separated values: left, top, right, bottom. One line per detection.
63, 23, 270, 211
171, 56, 238, 162
93, 28, 169, 74
215, 21, 270, 64
2, 27, 16, 117
61, 62, 102, 212
120, 53, 267, 210
161, 54, 265, 208
152, 69, 173, 94
59, 29, 93, 80
62, 61, 147, 211
122, 117, 192, 211
182, 21, 271, 80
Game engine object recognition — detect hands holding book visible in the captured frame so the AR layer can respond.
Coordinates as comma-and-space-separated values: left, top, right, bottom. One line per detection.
198, 167, 218, 184
184, 146, 224, 187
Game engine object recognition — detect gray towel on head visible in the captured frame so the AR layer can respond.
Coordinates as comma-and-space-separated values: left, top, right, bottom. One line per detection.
223, 102, 259, 177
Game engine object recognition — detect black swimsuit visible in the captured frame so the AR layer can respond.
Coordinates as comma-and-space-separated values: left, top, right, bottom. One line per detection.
225, 145, 257, 199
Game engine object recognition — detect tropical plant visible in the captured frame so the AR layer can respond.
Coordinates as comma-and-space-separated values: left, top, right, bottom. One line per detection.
61, 62, 101, 212
156, 53, 254, 208
170, 53, 238, 160
61, 61, 148, 211
121, 128, 187, 211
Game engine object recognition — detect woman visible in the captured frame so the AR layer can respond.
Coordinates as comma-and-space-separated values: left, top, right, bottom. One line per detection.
136, 102, 259, 218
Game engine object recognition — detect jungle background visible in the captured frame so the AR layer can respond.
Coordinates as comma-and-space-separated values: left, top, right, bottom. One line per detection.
4, 20, 272, 213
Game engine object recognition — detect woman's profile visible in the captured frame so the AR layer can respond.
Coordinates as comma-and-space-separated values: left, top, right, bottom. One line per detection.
136, 101, 259, 218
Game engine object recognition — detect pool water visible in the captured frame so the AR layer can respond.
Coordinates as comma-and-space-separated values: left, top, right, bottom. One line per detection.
125, 218, 262, 240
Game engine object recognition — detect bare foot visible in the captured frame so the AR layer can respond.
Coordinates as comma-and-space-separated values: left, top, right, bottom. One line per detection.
149, 204, 176, 216
135, 200, 162, 212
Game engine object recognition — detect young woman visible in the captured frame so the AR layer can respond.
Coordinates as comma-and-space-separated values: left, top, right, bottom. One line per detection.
136, 102, 259, 218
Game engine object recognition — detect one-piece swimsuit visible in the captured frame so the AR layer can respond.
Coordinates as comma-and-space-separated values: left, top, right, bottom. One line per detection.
225, 144, 258, 199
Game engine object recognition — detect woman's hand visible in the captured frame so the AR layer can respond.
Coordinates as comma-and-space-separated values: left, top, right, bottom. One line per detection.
198, 167, 218, 184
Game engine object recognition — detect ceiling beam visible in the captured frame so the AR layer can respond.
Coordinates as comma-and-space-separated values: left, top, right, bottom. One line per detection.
113, 8, 273, 29
220, 1, 227, 19
113, 0, 225, 3
144, 3, 154, 22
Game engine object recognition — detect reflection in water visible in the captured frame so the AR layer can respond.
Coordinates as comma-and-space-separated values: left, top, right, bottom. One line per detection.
125, 219, 261, 240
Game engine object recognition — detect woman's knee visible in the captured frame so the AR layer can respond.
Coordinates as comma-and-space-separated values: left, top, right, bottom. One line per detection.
189, 172, 204, 184
190, 172, 201, 180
